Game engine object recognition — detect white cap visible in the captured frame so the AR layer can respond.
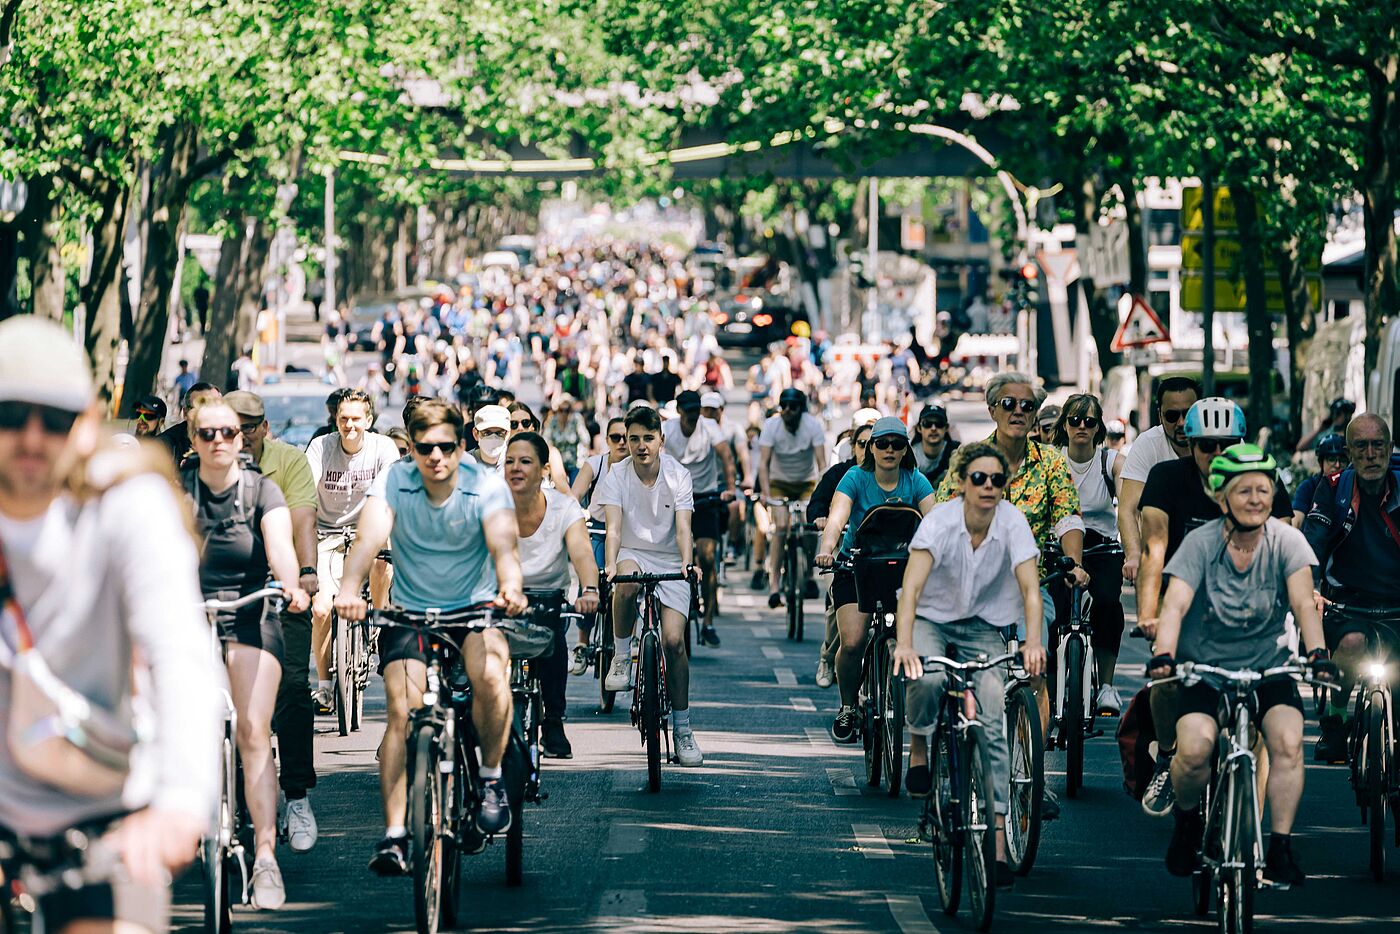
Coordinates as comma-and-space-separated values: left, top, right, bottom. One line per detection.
473, 404, 511, 433
0, 316, 94, 411
851, 407, 881, 430
660, 400, 679, 420
701, 391, 725, 409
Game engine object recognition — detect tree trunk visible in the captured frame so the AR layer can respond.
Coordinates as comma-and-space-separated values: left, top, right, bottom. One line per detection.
0, 223, 18, 319
1231, 186, 1275, 442
120, 123, 198, 416
1074, 170, 1122, 370
1276, 231, 1319, 450
1115, 172, 1149, 299
82, 181, 133, 412
202, 216, 253, 390
27, 177, 65, 320
1361, 64, 1400, 379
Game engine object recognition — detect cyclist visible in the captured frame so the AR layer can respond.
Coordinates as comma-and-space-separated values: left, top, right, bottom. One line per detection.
809, 412, 880, 689
156, 381, 221, 467
1295, 396, 1356, 454
1049, 393, 1127, 714
700, 392, 751, 566
1291, 433, 1348, 528
815, 416, 938, 742
334, 400, 526, 876
1118, 376, 1201, 584
911, 401, 959, 487
1146, 444, 1334, 887
1301, 413, 1400, 762
598, 405, 704, 766
507, 401, 573, 490
893, 442, 1046, 889
468, 403, 512, 472
663, 390, 736, 646
225, 391, 322, 852
1029, 404, 1060, 443
181, 399, 311, 909
541, 394, 590, 479
307, 389, 400, 713
131, 394, 167, 438
0, 318, 223, 934
758, 388, 827, 610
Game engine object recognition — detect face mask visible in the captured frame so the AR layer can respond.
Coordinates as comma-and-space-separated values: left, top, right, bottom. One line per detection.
479, 436, 506, 461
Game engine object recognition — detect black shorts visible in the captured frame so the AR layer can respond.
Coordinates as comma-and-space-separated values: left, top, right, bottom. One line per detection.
210, 598, 284, 662
1322, 606, 1400, 655
692, 496, 729, 542
830, 568, 859, 611
1176, 676, 1303, 724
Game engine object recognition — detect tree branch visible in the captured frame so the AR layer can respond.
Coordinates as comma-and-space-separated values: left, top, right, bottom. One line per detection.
1210, 2, 1386, 82
181, 122, 257, 193
0, 0, 21, 69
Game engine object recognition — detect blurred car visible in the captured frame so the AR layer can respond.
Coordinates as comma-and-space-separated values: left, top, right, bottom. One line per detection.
712, 292, 788, 349
258, 375, 337, 449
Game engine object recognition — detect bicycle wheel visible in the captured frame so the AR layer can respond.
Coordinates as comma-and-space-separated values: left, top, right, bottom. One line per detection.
880, 640, 904, 797
409, 724, 443, 934
349, 617, 366, 732
1366, 697, 1386, 881
504, 732, 527, 887
598, 605, 617, 714
641, 634, 663, 793
863, 657, 884, 788
202, 729, 236, 934
785, 538, 800, 641
684, 592, 694, 657
963, 730, 998, 932
333, 611, 352, 737
931, 722, 962, 916
440, 740, 465, 927
1005, 684, 1043, 876
1064, 635, 1086, 798
1218, 765, 1256, 934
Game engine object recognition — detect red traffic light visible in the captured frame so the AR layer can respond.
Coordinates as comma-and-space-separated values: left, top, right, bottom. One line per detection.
1019, 262, 1039, 281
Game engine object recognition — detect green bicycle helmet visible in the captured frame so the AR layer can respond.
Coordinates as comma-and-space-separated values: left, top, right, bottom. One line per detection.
1207, 443, 1277, 493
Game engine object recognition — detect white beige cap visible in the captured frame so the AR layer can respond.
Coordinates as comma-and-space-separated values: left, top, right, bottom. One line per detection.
701, 391, 725, 409
473, 404, 511, 433
0, 316, 94, 410
851, 407, 881, 430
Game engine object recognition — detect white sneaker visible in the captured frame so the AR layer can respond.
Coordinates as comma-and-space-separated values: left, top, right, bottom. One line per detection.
674, 727, 703, 766
283, 797, 318, 853
310, 685, 334, 713
251, 856, 286, 909
569, 645, 589, 676
1095, 683, 1123, 716
1141, 760, 1176, 818
815, 656, 835, 689
604, 654, 633, 692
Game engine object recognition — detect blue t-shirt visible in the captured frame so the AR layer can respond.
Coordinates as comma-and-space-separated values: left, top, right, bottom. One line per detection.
836, 467, 934, 553
368, 459, 515, 611
1292, 473, 1323, 514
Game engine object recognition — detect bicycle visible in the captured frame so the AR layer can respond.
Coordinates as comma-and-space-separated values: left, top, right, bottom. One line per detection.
516, 589, 583, 803
365, 606, 536, 934
1002, 638, 1044, 877
612, 570, 696, 792
766, 497, 811, 642
582, 525, 618, 713
0, 816, 130, 934
200, 585, 286, 933
1150, 660, 1333, 933
319, 529, 383, 736
1325, 601, 1400, 881
917, 649, 1019, 932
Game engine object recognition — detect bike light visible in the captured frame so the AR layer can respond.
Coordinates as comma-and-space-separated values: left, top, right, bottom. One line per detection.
712, 311, 728, 324
754, 313, 773, 327
1368, 661, 1388, 682
422, 691, 438, 707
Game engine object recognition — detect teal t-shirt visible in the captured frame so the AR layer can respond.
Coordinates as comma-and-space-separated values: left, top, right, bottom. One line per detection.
836, 467, 933, 553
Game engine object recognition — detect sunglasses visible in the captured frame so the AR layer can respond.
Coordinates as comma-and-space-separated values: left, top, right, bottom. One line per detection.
0, 401, 79, 435
239, 421, 263, 435
134, 411, 161, 423
608, 433, 626, 443
511, 419, 535, 430
1192, 439, 1225, 454
919, 417, 948, 429
852, 437, 869, 447
1067, 415, 1100, 429
872, 437, 908, 452
414, 440, 461, 456
780, 403, 803, 411
997, 398, 1037, 414
968, 471, 1009, 488
196, 426, 240, 442
1161, 408, 1188, 424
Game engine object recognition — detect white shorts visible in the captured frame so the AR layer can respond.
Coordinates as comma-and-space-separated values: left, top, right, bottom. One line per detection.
317, 533, 350, 599
617, 548, 690, 616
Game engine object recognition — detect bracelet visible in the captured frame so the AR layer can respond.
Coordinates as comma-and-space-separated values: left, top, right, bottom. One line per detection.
582, 585, 599, 593
299, 566, 317, 577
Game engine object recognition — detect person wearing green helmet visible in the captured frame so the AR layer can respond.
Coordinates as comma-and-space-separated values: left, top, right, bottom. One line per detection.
1147, 443, 1335, 888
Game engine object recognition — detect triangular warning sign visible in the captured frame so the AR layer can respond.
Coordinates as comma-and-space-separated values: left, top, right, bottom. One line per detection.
1111, 295, 1171, 351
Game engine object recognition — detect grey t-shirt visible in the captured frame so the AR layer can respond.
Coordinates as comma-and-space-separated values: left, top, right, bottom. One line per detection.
1166, 517, 1316, 670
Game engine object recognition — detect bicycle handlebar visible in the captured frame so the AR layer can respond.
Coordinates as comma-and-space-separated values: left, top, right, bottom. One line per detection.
202, 586, 286, 612
611, 571, 693, 584
920, 652, 1020, 673
1148, 660, 1337, 691
1324, 602, 1400, 621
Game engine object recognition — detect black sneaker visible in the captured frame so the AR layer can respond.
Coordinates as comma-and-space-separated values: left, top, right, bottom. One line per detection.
1041, 788, 1060, 821
750, 570, 768, 591
541, 718, 573, 759
1264, 836, 1305, 888
368, 834, 410, 877
995, 861, 1016, 889
700, 625, 721, 647
1166, 806, 1205, 877
768, 592, 783, 609
477, 778, 512, 835
804, 579, 819, 600
1314, 714, 1347, 763
832, 706, 860, 744
905, 764, 932, 798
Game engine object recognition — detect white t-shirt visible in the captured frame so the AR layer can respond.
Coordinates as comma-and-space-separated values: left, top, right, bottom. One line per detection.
662, 416, 726, 494
909, 500, 1040, 628
759, 413, 825, 483
518, 488, 586, 591
1120, 425, 1180, 485
1062, 447, 1119, 539
582, 453, 621, 522
305, 431, 403, 529
594, 453, 694, 556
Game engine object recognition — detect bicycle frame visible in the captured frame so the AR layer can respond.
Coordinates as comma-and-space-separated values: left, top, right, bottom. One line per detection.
626, 582, 672, 746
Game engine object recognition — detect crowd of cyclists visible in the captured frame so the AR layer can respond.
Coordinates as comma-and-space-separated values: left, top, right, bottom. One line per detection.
1, 238, 1397, 932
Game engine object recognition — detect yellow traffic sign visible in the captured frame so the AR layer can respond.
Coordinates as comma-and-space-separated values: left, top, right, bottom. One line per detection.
1180, 271, 1321, 313
1181, 186, 1237, 232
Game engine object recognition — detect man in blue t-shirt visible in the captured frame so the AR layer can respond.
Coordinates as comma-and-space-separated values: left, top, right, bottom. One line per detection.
335, 400, 526, 877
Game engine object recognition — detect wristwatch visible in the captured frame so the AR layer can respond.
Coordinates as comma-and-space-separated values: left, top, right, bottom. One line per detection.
582, 585, 599, 594
299, 566, 317, 577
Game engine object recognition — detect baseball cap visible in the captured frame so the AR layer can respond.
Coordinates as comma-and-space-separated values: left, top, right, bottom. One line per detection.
1037, 404, 1061, 426
701, 391, 725, 409
778, 387, 806, 407
473, 404, 511, 433
918, 402, 948, 425
1105, 418, 1127, 437
223, 391, 265, 421
133, 394, 168, 419
0, 316, 94, 411
676, 390, 703, 412
851, 407, 882, 430
870, 416, 909, 441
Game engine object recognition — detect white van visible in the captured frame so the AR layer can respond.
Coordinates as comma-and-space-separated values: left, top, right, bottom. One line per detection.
1368, 316, 1400, 432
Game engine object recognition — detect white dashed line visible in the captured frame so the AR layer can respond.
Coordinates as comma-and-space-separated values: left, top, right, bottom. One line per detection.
735, 593, 756, 608
826, 767, 860, 796
886, 893, 941, 932
774, 667, 797, 686
790, 696, 817, 712
804, 727, 837, 750
762, 645, 784, 660
750, 624, 775, 638
852, 823, 894, 859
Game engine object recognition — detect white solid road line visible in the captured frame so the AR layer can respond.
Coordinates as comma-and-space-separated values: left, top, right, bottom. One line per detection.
826, 767, 860, 796
762, 644, 784, 660
851, 823, 894, 859
885, 893, 941, 933
790, 695, 817, 712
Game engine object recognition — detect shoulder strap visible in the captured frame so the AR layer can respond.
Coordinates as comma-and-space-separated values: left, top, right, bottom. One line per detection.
1100, 448, 1115, 499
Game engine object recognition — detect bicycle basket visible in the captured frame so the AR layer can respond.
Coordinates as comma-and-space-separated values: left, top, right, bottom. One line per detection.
505, 620, 557, 659
851, 504, 923, 613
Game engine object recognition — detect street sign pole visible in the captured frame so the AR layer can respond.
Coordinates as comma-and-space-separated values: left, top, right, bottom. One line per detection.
1202, 172, 1216, 396
323, 168, 336, 322
867, 178, 878, 335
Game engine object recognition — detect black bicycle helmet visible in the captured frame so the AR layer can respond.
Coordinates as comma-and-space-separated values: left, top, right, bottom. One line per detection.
1316, 434, 1348, 460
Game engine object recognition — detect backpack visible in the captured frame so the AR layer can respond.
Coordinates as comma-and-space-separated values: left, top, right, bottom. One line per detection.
1328, 466, 1400, 552
1116, 685, 1157, 801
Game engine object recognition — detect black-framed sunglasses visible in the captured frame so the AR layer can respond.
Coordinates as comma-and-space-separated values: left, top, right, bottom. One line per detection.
134, 410, 161, 424
852, 436, 870, 447
919, 416, 948, 429
968, 470, 1008, 488
239, 420, 263, 435
0, 401, 79, 435
1161, 408, 1188, 424
196, 426, 240, 442
997, 398, 1037, 414
414, 440, 461, 456
510, 419, 535, 431
1193, 439, 1225, 454
607, 433, 626, 444
1067, 415, 1100, 429
872, 437, 908, 451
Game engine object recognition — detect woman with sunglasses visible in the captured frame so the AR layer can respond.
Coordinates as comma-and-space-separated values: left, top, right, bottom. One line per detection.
181, 400, 310, 910
1049, 393, 1128, 714
541, 394, 590, 482
508, 401, 574, 491
503, 432, 601, 759
892, 442, 1046, 889
815, 417, 938, 743
569, 417, 628, 670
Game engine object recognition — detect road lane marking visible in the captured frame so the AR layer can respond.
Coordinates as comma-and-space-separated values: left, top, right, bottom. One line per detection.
774, 667, 797, 686
762, 645, 784, 660
790, 696, 817, 712
750, 624, 775, 638
886, 893, 941, 932
603, 822, 648, 855
852, 823, 894, 859
826, 767, 860, 796
805, 727, 837, 750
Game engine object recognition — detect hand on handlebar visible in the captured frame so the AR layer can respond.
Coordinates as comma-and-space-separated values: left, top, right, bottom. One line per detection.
107, 806, 205, 889
575, 591, 600, 615
815, 551, 835, 569
685, 564, 701, 583
1136, 617, 1158, 640
284, 587, 311, 614
813, 517, 827, 531
891, 643, 923, 681
334, 590, 369, 622
495, 587, 528, 616
1147, 652, 1176, 679
1020, 641, 1048, 678
1307, 647, 1339, 683
1067, 565, 1090, 588
1121, 553, 1139, 583
1313, 590, 1330, 615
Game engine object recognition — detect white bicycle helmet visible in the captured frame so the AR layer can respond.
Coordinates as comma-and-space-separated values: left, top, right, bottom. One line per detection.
1183, 397, 1245, 440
